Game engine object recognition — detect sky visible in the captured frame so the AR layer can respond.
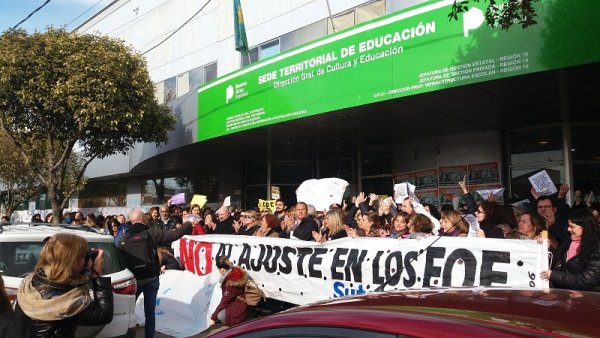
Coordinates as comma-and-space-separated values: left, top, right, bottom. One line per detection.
0, 0, 109, 34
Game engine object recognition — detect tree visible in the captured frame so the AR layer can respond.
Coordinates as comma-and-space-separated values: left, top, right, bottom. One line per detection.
0, 28, 176, 222
449, 0, 541, 30
0, 132, 42, 218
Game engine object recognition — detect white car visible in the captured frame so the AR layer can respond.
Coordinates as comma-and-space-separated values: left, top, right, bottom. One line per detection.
0, 224, 137, 337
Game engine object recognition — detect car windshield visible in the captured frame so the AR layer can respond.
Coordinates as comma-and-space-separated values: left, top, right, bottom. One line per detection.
0, 241, 126, 277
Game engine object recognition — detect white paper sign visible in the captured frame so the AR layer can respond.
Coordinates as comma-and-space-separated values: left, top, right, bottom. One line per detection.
528, 170, 558, 196
223, 196, 231, 207
464, 214, 480, 237
394, 183, 409, 203
393, 182, 418, 204
295, 178, 349, 211
476, 188, 505, 200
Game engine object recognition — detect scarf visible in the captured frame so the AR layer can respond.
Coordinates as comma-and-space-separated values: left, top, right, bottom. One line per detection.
567, 237, 581, 262
17, 272, 92, 321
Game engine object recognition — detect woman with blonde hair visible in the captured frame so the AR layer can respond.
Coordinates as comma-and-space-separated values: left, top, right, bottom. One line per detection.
312, 209, 347, 242
15, 233, 113, 337
439, 210, 469, 237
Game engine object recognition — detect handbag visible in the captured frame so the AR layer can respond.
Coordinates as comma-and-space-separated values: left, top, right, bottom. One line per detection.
244, 279, 264, 306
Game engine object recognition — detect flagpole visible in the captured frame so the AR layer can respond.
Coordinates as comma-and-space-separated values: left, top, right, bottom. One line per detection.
325, 0, 337, 33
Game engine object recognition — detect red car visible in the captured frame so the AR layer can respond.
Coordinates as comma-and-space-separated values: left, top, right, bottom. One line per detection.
209, 289, 600, 337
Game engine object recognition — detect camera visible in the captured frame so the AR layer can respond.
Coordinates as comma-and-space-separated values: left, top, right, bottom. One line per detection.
85, 249, 98, 263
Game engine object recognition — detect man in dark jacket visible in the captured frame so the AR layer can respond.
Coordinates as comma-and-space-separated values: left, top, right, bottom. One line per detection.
123, 209, 192, 338
153, 204, 176, 231
291, 202, 318, 241
210, 206, 236, 234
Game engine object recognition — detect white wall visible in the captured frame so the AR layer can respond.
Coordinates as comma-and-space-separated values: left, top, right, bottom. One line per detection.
77, 0, 380, 83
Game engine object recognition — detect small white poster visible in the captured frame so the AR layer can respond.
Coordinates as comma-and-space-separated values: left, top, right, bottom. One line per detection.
476, 188, 505, 200
464, 214, 480, 237
528, 170, 558, 196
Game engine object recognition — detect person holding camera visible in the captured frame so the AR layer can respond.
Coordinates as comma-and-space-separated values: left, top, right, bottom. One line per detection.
15, 233, 113, 338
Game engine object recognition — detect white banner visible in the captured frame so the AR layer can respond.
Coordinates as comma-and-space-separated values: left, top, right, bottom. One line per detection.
135, 270, 221, 337
173, 235, 549, 306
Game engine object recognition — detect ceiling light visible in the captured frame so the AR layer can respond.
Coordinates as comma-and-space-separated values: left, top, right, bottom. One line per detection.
538, 141, 548, 144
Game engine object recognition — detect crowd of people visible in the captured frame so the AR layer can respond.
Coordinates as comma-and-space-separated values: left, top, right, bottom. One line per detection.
2, 179, 599, 337
47, 177, 600, 294
85, 177, 596, 294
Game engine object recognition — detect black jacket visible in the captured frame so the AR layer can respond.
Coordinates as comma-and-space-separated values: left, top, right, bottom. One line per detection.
128, 222, 192, 247
0, 311, 34, 338
150, 217, 176, 231
16, 272, 113, 338
550, 240, 600, 291
292, 217, 318, 241
211, 217, 236, 235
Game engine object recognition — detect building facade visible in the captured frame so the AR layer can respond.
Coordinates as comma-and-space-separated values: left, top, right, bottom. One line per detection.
21, 0, 597, 217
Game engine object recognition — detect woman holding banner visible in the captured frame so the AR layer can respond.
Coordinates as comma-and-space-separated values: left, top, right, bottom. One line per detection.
541, 209, 600, 291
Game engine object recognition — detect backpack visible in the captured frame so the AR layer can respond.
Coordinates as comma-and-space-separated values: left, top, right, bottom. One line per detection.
119, 230, 160, 279
244, 278, 264, 306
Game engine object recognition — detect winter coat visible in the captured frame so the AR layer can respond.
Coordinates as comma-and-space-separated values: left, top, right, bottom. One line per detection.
0, 311, 34, 337
211, 267, 248, 326
191, 223, 206, 235
550, 240, 600, 291
479, 219, 504, 239
16, 270, 113, 338
292, 217, 319, 241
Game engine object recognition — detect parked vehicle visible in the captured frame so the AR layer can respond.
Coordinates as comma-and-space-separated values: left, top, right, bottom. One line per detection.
0, 224, 136, 337
209, 288, 600, 337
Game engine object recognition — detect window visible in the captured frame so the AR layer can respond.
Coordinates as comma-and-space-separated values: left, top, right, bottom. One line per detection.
271, 161, 313, 184
189, 61, 218, 92
508, 126, 564, 200
571, 124, 600, 204
361, 146, 392, 176
241, 39, 280, 67
328, 0, 386, 34
281, 20, 328, 52
141, 177, 189, 205
241, 47, 259, 67
189, 66, 204, 91
163, 76, 176, 103
204, 62, 218, 83
78, 181, 127, 208
356, 0, 385, 24
329, 10, 355, 33
259, 39, 280, 60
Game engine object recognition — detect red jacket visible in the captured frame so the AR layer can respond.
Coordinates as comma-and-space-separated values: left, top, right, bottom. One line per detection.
192, 223, 205, 235
211, 267, 248, 326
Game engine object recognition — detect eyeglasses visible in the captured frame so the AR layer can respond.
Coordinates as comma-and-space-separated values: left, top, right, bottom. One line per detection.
241, 215, 255, 219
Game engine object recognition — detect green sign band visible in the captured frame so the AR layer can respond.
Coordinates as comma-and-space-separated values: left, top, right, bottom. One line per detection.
198, 0, 599, 141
